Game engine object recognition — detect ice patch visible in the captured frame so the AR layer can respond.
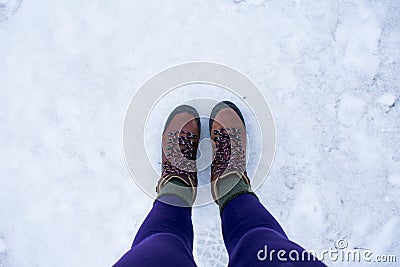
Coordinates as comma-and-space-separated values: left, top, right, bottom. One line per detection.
377, 93, 396, 107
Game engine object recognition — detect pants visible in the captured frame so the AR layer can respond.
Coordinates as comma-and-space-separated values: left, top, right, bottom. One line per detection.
114, 194, 326, 267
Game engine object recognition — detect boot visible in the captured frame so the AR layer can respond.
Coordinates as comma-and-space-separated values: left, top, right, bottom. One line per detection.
209, 101, 253, 207
156, 105, 200, 206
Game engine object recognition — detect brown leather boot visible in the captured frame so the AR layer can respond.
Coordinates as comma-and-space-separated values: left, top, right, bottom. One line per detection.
156, 105, 200, 204
209, 101, 251, 203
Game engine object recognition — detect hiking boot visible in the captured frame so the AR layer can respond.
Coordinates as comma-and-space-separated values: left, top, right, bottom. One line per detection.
209, 101, 251, 203
156, 105, 200, 203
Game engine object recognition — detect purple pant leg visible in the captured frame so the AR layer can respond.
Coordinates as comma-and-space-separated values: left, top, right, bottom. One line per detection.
221, 194, 327, 267
113, 195, 196, 267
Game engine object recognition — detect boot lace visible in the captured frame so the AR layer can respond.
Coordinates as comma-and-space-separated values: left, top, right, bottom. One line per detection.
211, 127, 246, 179
162, 130, 198, 180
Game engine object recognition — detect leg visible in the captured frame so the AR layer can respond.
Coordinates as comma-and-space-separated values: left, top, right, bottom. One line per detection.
209, 101, 326, 266
221, 193, 326, 267
114, 195, 196, 267
115, 105, 201, 266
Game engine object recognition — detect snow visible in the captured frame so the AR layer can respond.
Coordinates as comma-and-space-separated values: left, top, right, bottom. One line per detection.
337, 94, 366, 127
1, 0, 400, 266
366, 217, 400, 255
0, 238, 5, 254
388, 173, 400, 187
377, 93, 397, 107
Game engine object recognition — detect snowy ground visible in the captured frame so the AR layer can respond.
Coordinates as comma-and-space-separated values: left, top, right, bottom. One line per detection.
1, 0, 400, 266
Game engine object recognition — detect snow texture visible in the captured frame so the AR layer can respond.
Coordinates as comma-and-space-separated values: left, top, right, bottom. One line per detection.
0, 0, 399, 266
